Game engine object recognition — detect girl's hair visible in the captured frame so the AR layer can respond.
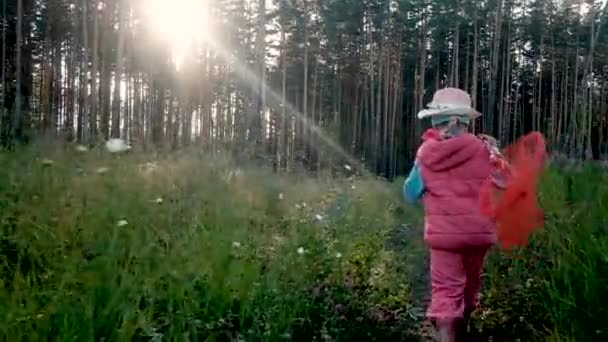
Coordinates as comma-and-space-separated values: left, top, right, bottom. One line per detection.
434, 116, 469, 138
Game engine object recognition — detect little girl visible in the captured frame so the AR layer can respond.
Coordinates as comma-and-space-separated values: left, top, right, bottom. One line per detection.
403, 88, 499, 341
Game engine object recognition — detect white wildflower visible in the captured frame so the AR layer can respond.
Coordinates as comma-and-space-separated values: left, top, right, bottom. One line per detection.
105, 138, 131, 153
142, 161, 158, 171
297, 247, 305, 255
40, 158, 54, 166
75, 145, 88, 152
315, 214, 324, 221
232, 241, 242, 248
96, 167, 109, 174
344, 164, 352, 171
153, 197, 163, 204
336, 252, 342, 259
351, 185, 356, 190
295, 203, 302, 209
278, 193, 284, 200
117, 220, 128, 227
302, 202, 307, 208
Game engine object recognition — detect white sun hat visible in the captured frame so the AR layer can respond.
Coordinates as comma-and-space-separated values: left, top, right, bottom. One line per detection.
417, 87, 481, 120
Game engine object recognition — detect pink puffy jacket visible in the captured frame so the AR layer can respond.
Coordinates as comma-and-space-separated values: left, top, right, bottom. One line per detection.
417, 132, 497, 250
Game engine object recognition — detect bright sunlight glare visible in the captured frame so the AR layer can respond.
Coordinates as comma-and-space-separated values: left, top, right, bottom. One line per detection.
145, 0, 211, 70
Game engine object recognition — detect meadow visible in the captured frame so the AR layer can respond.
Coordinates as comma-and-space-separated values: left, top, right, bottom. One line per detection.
0, 141, 606, 341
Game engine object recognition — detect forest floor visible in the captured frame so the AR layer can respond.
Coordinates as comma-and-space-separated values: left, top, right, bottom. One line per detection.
0, 140, 607, 341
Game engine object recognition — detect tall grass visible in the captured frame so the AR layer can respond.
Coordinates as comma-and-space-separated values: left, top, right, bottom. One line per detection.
0, 143, 606, 341
477, 165, 608, 341
0, 144, 422, 341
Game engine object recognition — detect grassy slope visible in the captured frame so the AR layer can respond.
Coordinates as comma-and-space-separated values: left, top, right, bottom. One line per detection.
0, 143, 606, 341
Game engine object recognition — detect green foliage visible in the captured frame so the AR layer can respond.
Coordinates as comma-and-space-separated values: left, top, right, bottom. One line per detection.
474, 165, 608, 341
0, 145, 421, 341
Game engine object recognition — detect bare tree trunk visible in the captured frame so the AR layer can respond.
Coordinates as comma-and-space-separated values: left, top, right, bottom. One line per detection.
471, 4, 479, 134
558, 59, 568, 150
416, 3, 427, 139
550, 36, 558, 147
123, 73, 130, 139
0, 0, 5, 124
450, 1, 460, 88
383, 45, 390, 175
91, 0, 100, 141
311, 60, 318, 170
389, 39, 402, 179
487, 0, 503, 135
464, 26, 470, 93
498, 11, 512, 143
375, 45, 383, 172
302, 0, 309, 163
586, 1, 595, 159
112, 0, 126, 138
537, 37, 544, 134
13, 0, 23, 146
133, 75, 141, 143
280, 27, 287, 171
571, 29, 580, 156
99, 2, 113, 140
246, 0, 266, 152
66, 28, 76, 140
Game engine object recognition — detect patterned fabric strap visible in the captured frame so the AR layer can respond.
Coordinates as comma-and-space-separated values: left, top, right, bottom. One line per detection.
477, 134, 510, 189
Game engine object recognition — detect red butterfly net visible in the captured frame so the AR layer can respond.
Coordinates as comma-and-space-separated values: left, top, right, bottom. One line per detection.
478, 132, 547, 250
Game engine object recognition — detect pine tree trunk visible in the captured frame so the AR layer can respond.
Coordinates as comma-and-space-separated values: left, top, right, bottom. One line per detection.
91, 0, 100, 141
0, 0, 6, 126
416, 3, 427, 139
471, 4, 479, 134
280, 27, 287, 171
112, 0, 126, 138
487, 0, 503, 136
13, 0, 23, 147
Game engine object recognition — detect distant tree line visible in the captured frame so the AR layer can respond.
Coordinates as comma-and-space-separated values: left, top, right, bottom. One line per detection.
1, 0, 607, 177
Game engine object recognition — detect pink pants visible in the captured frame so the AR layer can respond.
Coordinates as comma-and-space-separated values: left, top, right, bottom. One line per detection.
427, 247, 490, 321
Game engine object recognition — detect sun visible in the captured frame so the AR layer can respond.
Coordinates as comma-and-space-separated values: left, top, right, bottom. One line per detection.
144, 0, 211, 69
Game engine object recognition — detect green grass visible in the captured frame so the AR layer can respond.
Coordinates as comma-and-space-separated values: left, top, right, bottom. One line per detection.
0, 142, 607, 341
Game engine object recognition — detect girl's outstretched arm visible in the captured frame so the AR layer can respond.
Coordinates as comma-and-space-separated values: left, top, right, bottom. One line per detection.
403, 161, 425, 203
